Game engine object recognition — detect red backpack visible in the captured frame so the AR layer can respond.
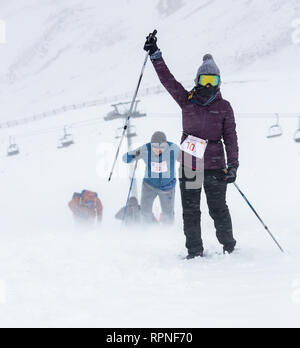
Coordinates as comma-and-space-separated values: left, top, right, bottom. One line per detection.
69, 190, 103, 222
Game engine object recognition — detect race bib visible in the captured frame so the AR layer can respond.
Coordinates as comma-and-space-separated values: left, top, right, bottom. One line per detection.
151, 161, 168, 174
181, 135, 208, 159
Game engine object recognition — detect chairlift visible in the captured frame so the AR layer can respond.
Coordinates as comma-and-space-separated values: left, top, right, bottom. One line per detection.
7, 137, 20, 157
115, 126, 137, 139
104, 101, 146, 121
125, 100, 146, 119
267, 113, 283, 139
294, 116, 300, 143
58, 126, 74, 148
104, 103, 125, 121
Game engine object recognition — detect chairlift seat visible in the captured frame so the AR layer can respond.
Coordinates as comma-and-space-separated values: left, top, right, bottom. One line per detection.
104, 111, 122, 121
132, 111, 147, 119
64, 134, 73, 142
106, 101, 145, 121
267, 125, 283, 139
7, 144, 20, 156
294, 130, 300, 143
7, 151, 20, 157
61, 140, 74, 147
58, 134, 74, 148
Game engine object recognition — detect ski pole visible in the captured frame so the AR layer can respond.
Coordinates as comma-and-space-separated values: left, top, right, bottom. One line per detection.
233, 182, 284, 253
122, 159, 139, 223
108, 29, 157, 182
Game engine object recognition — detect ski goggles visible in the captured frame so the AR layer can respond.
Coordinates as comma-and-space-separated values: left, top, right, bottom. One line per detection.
198, 74, 220, 87
151, 143, 167, 150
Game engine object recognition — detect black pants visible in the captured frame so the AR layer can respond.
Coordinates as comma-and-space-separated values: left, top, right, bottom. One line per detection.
179, 166, 236, 255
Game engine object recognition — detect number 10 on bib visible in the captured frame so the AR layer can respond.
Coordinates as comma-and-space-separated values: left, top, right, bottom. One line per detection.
181, 135, 208, 160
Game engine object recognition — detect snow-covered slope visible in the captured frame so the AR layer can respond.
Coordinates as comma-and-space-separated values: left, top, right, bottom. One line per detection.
1, 0, 300, 120
0, 90, 300, 328
0, 0, 300, 328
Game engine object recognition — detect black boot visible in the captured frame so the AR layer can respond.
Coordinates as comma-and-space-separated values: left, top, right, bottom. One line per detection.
223, 242, 236, 254
186, 251, 204, 260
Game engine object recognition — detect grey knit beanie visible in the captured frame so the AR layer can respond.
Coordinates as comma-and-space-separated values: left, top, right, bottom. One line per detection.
195, 54, 220, 84
151, 131, 167, 145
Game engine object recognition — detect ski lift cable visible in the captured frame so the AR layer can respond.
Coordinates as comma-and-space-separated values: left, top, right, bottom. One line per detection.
1, 111, 298, 144
3, 117, 105, 141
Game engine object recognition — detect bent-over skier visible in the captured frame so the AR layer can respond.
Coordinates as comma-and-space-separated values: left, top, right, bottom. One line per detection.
123, 131, 180, 224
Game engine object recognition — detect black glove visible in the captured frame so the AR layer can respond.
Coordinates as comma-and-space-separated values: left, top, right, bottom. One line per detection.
131, 150, 141, 159
224, 167, 237, 184
144, 33, 159, 55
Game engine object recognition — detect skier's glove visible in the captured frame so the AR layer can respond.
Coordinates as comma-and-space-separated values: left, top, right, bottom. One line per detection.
144, 34, 159, 55
224, 166, 237, 184
131, 150, 141, 160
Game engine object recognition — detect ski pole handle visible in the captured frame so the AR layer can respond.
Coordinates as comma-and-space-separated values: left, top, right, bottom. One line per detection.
151, 29, 158, 37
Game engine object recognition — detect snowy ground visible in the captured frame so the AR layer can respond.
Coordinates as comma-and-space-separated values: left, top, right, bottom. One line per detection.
0, 0, 300, 328
0, 89, 300, 328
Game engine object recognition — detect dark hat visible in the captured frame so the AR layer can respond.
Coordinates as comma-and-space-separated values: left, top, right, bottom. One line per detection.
151, 131, 167, 145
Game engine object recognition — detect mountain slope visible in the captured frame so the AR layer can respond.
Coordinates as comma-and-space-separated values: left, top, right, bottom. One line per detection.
0, 0, 299, 120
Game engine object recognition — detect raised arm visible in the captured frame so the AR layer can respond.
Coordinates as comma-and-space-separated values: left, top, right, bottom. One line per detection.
152, 54, 188, 108
144, 33, 188, 108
